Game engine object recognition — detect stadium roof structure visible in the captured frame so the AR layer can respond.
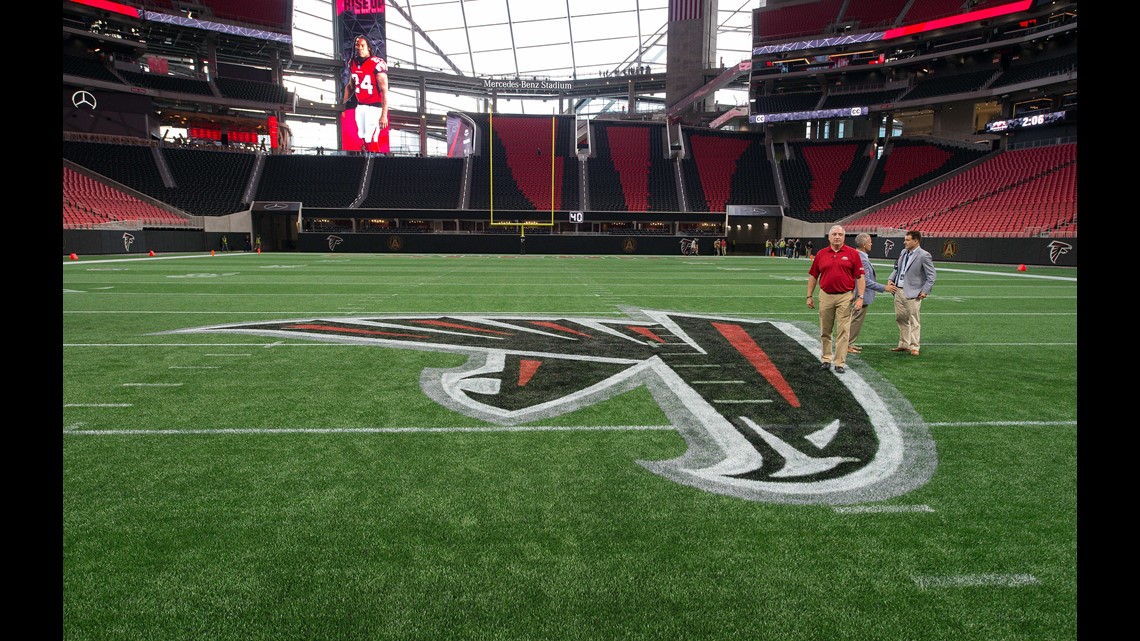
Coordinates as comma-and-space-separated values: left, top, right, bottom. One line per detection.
63, 0, 754, 112
381, 0, 755, 81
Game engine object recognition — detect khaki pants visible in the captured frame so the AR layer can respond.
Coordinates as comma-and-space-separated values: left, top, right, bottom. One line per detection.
849, 302, 869, 345
893, 295, 923, 351
819, 290, 854, 366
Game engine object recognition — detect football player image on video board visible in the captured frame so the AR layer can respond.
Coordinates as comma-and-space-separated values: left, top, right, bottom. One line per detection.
339, 1, 389, 154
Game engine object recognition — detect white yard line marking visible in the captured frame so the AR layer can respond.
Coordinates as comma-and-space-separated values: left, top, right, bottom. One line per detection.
63, 424, 676, 435
834, 504, 935, 514
122, 383, 184, 387
912, 574, 1040, 589
61, 419, 1076, 434
929, 420, 1076, 427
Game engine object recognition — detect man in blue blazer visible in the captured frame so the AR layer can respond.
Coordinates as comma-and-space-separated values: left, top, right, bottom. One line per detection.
886, 230, 937, 356
848, 233, 888, 354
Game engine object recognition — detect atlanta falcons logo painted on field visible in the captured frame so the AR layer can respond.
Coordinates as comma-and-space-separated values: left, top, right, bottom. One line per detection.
163, 310, 937, 504
1048, 240, 1072, 264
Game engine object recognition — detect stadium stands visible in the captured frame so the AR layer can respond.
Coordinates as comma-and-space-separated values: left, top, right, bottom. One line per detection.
839, 0, 910, 30
360, 157, 465, 209
254, 155, 367, 208
160, 147, 259, 215
587, 121, 678, 212
63, 165, 191, 229
846, 142, 1076, 236
681, 129, 779, 213
754, 0, 844, 42
466, 114, 580, 213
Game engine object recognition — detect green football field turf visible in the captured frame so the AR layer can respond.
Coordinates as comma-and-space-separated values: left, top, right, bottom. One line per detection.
63, 252, 1077, 641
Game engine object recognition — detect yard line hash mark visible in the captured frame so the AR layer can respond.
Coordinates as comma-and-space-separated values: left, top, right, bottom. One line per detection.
912, 574, 1040, 589
122, 383, 184, 387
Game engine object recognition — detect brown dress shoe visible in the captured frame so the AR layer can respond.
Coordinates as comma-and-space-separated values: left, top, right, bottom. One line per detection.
890, 347, 908, 352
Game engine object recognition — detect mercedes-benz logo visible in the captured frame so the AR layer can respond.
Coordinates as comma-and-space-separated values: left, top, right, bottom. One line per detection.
264, 203, 289, 210
72, 90, 97, 109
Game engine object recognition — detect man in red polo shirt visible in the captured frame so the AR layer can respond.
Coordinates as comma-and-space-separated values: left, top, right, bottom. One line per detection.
806, 225, 866, 374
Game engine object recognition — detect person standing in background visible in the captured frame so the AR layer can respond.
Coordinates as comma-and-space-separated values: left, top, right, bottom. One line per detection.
806, 225, 865, 374
847, 233, 888, 354
886, 230, 937, 356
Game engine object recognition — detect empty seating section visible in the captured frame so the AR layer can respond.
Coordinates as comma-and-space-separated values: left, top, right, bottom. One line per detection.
161, 147, 258, 215
803, 143, 860, 213
848, 143, 1076, 236
196, 0, 289, 30
822, 88, 905, 109
63, 140, 169, 195
606, 126, 650, 212
754, 92, 822, 115
255, 156, 367, 207
63, 54, 121, 83
215, 77, 291, 104
143, 1, 290, 30
588, 122, 678, 212
682, 131, 777, 213
361, 157, 465, 209
845, 140, 992, 218
991, 52, 1077, 89
877, 141, 955, 194
899, 67, 997, 101
782, 141, 870, 222
64, 140, 254, 216
917, 163, 1076, 236
120, 70, 215, 95
839, 0, 910, 29
467, 115, 579, 212
754, 0, 843, 41
901, 0, 972, 24
495, 116, 565, 211
64, 166, 188, 228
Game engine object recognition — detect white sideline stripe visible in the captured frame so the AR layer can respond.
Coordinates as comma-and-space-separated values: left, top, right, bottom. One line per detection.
61, 419, 1075, 434
912, 574, 1040, 589
64, 403, 133, 407
63, 253, 222, 265
63, 424, 676, 436
932, 267, 1075, 281
122, 383, 183, 387
929, 420, 1076, 427
63, 341, 1078, 348
834, 504, 935, 514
